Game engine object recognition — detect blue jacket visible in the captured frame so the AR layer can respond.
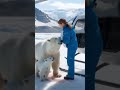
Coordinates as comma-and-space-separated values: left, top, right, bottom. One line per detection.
63, 25, 78, 49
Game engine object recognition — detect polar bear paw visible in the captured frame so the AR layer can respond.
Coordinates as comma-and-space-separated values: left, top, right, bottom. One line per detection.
40, 74, 48, 81
53, 72, 61, 78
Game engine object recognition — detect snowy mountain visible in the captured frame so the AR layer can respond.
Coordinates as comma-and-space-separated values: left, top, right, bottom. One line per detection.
43, 9, 85, 21
35, 8, 50, 23
35, 8, 84, 33
35, 8, 61, 33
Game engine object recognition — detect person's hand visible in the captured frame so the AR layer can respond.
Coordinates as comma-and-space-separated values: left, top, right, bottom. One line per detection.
60, 40, 63, 43
66, 44, 68, 47
58, 37, 63, 44
63, 43, 66, 47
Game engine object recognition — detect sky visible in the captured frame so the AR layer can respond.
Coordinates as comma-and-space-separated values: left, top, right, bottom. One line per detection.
35, 0, 85, 10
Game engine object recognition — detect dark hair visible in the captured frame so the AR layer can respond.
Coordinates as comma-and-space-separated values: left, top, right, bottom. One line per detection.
58, 19, 72, 29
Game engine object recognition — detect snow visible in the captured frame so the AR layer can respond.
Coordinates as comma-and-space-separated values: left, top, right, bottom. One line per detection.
35, 71, 85, 90
35, 33, 85, 90
35, 19, 58, 27
43, 9, 85, 21
35, 33, 61, 44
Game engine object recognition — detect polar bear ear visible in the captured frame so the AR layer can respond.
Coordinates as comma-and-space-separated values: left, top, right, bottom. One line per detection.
45, 59, 47, 61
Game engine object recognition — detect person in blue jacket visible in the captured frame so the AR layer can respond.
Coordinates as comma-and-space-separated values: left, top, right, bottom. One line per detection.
86, 0, 103, 90
58, 19, 78, 80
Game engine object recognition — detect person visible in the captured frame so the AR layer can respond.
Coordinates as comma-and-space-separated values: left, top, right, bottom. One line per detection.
86, 0, 103, 90
58, 19, 78, 80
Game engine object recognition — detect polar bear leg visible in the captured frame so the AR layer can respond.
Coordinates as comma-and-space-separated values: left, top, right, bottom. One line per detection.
52, 53, 61, 77
39, 71, 44, 81
41, 75, 45, 81
39, 69, 47, 81
35, 63, 40, 77
44, 67, 50, 80
36, 71, 40, 77
44, 71, 48, 80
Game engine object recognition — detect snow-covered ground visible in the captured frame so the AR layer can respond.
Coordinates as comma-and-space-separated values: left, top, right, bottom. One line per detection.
35, 33, 85, 90
35, 33, 120, 90
35, 19, 58, 27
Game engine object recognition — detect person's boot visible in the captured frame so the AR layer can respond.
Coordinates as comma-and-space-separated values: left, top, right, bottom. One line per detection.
64, 75, 74, 80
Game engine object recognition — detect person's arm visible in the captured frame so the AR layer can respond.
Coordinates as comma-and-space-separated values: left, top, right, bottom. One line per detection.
63, 30, 71, 45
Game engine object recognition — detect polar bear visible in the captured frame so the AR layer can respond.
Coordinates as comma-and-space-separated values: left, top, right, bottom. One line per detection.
0, 32, 34, 83
35, 37, 62, 77
35, 57, 54, 81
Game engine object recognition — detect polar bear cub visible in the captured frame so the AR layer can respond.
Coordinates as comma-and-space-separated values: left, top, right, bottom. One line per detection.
35, 57, 54, 81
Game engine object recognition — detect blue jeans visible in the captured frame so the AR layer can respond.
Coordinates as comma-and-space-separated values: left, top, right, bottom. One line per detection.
67, 46, 77, 78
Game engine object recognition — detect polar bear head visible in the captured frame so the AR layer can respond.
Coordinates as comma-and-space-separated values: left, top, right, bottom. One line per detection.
44, 57, 54, 65
46, 37, 62, 54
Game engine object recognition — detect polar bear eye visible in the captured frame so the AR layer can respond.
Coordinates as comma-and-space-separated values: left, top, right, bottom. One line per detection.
47, 40, 50, 42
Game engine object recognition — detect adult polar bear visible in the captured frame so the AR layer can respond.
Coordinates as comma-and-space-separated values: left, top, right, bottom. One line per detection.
35, 37, 62, 77
36, 57, 54, 81
0, 32, 34, 84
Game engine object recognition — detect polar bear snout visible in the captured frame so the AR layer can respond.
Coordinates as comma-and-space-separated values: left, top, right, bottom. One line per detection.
47, 37, 62, 45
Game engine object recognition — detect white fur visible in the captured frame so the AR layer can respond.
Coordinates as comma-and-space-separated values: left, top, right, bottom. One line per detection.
35, 57, 54, 81
0, 32, 34, 82
35, 37, 61, 77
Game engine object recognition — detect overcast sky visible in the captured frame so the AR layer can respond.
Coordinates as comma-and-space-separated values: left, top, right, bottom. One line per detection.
35, 0, 85, 10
